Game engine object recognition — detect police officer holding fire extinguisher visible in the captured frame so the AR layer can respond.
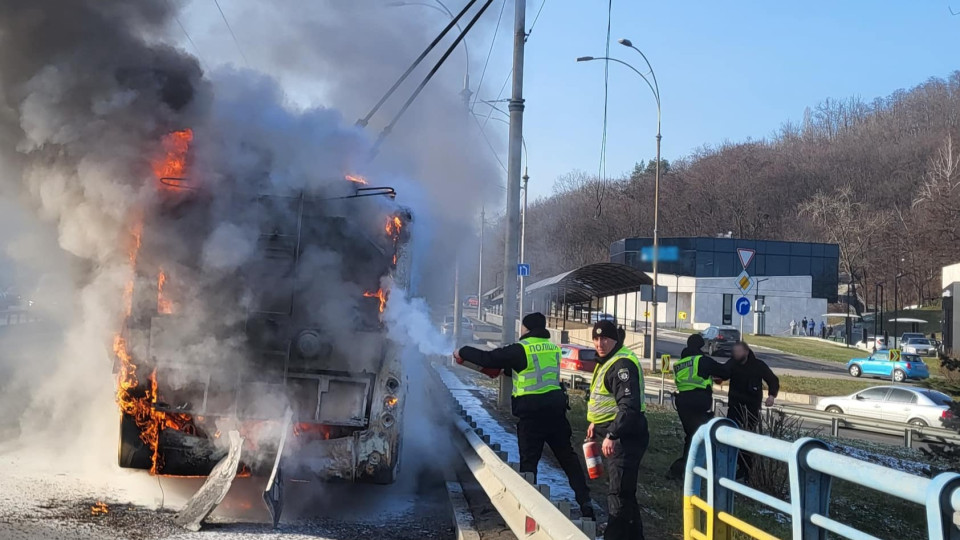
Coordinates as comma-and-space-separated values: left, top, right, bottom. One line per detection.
454, 312, 595, 520
587, 320, 648, 540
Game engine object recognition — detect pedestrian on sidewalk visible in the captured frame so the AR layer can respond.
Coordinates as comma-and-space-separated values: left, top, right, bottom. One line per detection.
789, 319, 797, 336
819, 320, 826, 339
715, 342, 779, 481
807, 318, 815, 336
587, 320, 648, 540
801, 317, 808, 335
666, 333, 730, 480
453, 312, 594, 519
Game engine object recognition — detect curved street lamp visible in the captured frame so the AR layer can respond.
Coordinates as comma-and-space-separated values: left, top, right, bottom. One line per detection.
578, 48, 662, 361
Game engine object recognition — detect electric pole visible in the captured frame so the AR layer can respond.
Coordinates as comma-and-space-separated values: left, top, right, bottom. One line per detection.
498, 0, 526, 410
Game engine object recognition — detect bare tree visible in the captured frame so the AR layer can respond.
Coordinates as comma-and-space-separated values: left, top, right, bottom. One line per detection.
799, 186, 891, 313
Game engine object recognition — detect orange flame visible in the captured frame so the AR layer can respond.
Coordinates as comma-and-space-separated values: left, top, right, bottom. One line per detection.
385, 215, 403, 266
91, 501, 109, 516
364, 288, 388, 313
153, 129, 193, 189
114, 130, 198, 475
157, 268, 173, 314
345, 174, 368, 185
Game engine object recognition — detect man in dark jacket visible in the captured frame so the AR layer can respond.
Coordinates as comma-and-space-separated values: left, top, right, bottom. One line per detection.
666, 333, 730, 480
454, 312, 594, 519
720, 341, 779, 480
587, 320, 648, 540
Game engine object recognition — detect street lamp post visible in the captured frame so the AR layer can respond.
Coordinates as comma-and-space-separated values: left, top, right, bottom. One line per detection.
578, 42, 661, 361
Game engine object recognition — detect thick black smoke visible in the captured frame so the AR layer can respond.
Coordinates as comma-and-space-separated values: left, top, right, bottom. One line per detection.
0, 0, 496, 485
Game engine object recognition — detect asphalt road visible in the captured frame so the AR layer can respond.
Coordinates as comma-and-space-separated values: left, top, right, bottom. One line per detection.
656, 329, 853, 379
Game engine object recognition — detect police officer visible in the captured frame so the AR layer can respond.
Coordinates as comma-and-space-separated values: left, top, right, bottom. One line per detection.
666, 333, 730, 480
587, 320, 648, 540
454, 312, 594, 519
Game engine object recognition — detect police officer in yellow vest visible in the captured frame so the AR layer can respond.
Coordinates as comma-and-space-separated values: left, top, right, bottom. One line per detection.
454, 312, 594, 520
666, 333, 730, 479
587, 320, 648, 540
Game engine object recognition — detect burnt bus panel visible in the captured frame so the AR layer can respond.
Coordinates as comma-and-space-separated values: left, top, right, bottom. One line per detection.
318, 378, 370, 427
287, 377, 320, 422
237, 382, 289, 419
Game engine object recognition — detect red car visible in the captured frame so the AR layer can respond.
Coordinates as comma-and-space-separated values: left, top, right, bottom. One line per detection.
560, 344, 598, 373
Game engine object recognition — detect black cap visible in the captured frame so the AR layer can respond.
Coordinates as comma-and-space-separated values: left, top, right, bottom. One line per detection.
592, 320, 619, 341
522, 312, 546, 331
687, 333, 705, 350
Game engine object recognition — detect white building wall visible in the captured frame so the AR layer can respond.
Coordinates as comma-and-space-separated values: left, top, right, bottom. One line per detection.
943, 262, 960, 289
600, 274, 828, 336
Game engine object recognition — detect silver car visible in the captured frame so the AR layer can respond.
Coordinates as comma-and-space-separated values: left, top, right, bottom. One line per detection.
816, 386, 954, 427
902, 337, 936, 357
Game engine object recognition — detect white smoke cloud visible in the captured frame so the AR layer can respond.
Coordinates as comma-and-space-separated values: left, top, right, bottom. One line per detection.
382, 278, 453, 357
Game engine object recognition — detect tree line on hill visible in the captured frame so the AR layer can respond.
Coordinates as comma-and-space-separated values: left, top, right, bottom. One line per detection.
481, 71, 960, 314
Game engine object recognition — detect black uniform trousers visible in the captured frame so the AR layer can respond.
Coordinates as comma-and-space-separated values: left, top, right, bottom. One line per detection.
669, 390, 714, 477
727, 400, 761, 479
516, 412, 591, 506
597, 414, 649, 540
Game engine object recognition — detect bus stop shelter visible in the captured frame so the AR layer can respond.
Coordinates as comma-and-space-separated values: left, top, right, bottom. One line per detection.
524, 262, 653, 330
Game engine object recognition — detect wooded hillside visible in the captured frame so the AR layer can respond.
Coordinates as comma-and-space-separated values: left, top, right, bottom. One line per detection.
484, 71, 960, 311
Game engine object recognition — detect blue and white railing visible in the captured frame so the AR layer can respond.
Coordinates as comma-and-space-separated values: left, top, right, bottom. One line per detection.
684, 417, 960, 540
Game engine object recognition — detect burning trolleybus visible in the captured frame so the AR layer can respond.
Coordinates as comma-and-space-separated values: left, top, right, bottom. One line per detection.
115, 131, 411, 502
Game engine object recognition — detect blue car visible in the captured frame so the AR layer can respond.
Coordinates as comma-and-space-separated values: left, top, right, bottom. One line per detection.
847, 350, 930, 382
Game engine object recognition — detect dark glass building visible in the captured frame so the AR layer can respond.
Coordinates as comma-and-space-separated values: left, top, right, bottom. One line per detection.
610, 237, 840, 302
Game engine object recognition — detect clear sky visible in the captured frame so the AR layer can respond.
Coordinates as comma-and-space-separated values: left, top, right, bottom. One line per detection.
175, 1, 959, 201
510, 0, 960, 199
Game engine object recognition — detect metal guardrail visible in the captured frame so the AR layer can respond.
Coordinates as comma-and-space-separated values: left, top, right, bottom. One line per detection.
683, 418, 960, 539
561, 368, 960, 449
774, 403, 960, 448
433, 364, 594, 540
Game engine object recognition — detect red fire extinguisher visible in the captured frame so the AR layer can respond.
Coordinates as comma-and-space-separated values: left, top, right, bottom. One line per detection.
583, 438, 603, 480
453, 354, 502, 379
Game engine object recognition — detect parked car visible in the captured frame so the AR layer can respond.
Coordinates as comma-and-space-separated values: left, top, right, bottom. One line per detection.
558, 344, 598, 389
559, 344, 598, 373
441, 316, 475, 342
846, 350, 929, 382
589, 312, 615, 324
816, 386, 954, 427
902, 337, 937, 357
701, 326, 741, 356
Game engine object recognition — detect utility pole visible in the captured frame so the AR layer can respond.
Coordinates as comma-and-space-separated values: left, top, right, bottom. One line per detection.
518, 169, 529, 318
452, 63, 473, 351
453, 255, 462, 347
498, 0, 526, 410
477, 206, 484, 320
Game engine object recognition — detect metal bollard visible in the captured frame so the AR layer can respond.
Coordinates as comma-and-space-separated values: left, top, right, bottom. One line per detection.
831, 417, 839, 437
904, 427, 913, 449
